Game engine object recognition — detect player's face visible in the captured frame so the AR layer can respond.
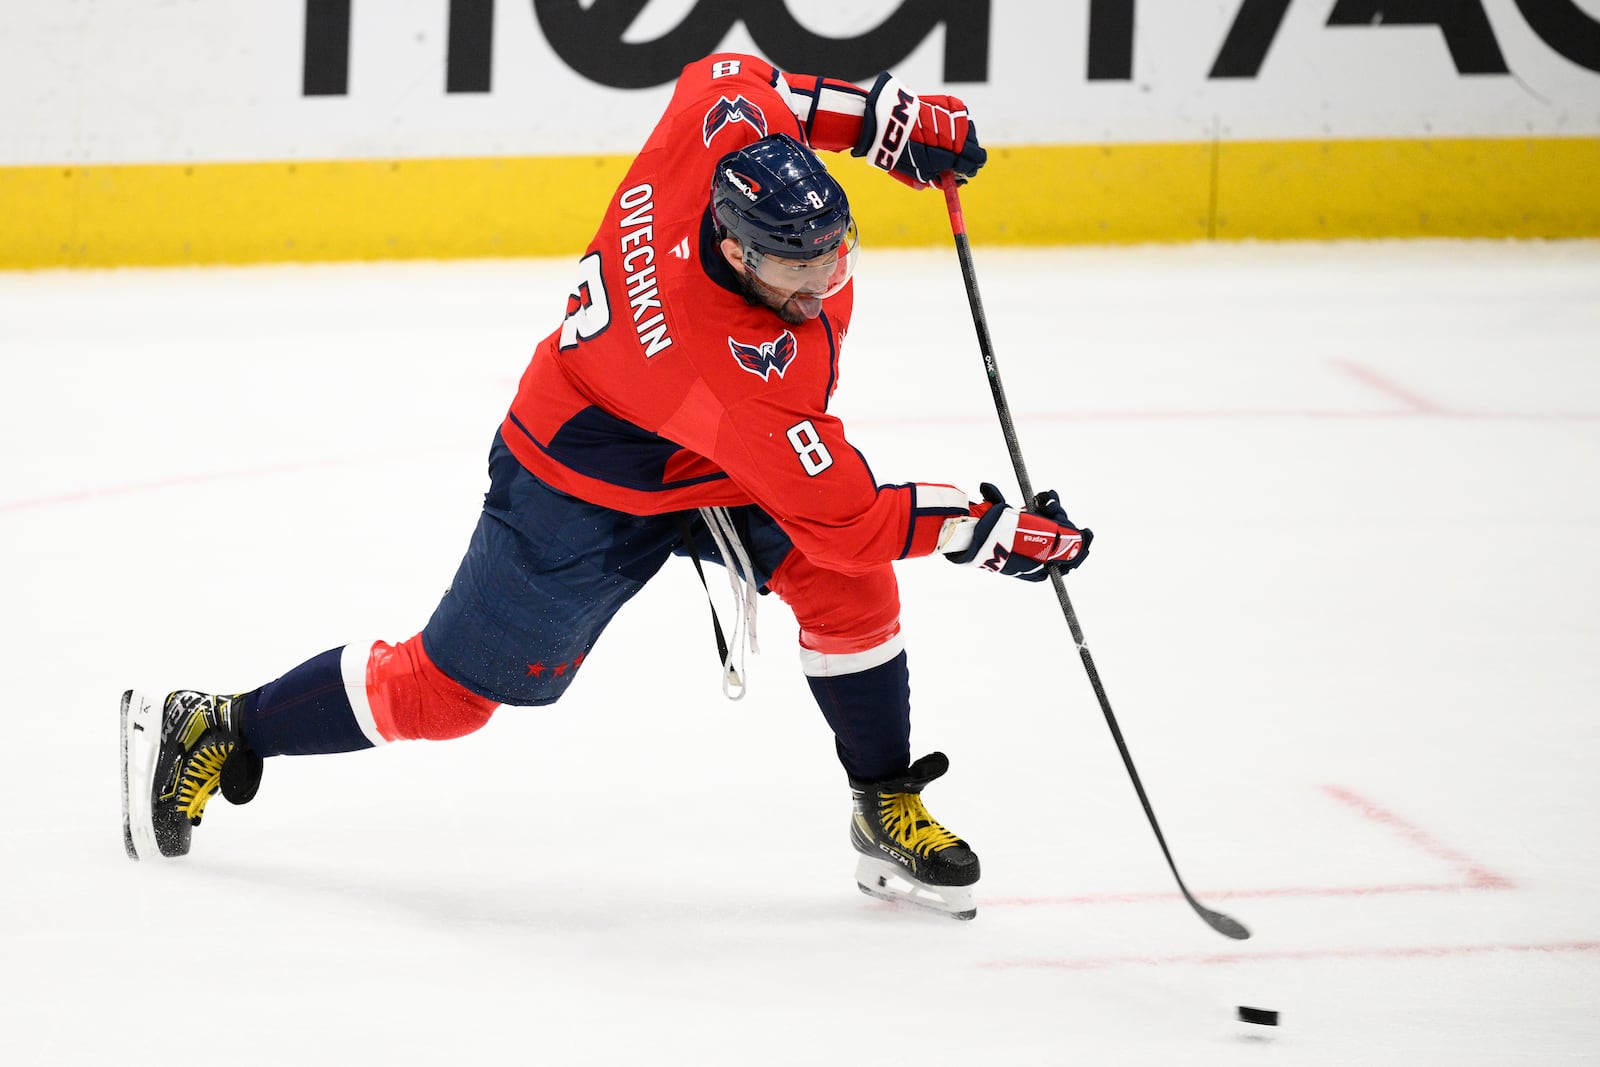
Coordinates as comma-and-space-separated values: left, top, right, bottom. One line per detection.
746, 255, 831, 324
723, 223, 858, 325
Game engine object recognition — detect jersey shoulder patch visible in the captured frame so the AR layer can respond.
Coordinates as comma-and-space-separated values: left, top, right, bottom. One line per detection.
703, 94, 769, 146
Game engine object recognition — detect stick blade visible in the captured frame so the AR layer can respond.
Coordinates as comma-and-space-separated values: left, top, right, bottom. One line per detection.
1196, 902, 1251, 940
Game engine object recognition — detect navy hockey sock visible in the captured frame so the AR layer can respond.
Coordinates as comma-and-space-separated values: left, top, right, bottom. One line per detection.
238, 646, 375, 757
806, 651, 912, 781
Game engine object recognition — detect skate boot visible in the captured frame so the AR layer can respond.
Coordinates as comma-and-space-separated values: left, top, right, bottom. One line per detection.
850, 752, 980, 920
121, 690, 262, 861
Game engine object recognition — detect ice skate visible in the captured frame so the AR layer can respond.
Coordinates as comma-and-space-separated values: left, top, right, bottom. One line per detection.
121, 690, 261, 861
850, 752, 980, 920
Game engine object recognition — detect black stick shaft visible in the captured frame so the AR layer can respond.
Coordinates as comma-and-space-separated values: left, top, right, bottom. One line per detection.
939, 177, 1249, 941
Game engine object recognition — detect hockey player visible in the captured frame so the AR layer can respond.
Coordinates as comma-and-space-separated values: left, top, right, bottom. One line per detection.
120, 53, 1092, 920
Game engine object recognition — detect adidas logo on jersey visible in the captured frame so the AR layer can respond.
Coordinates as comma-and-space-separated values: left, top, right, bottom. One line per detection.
668, 236, 690, 259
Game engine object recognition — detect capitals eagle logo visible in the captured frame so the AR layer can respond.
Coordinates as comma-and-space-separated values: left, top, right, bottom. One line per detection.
728, 330, 797, 381
703, 95, 768, 146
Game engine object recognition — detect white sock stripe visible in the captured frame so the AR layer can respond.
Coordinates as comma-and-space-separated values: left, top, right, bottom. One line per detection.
798, 631, 906, 678
340, 641, 388, 747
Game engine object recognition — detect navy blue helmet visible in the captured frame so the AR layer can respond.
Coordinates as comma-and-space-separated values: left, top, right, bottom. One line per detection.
711, 133, 852, 262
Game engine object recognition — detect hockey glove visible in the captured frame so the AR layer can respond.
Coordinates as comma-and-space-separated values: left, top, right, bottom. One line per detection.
853, 72, 987, 190
945, 483, 1092, 582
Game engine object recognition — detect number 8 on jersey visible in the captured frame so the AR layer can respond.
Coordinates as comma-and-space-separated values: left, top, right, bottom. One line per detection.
786, 419, 833, 476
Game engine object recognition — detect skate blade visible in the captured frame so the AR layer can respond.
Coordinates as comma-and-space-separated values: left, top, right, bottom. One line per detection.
121, 690, 161, 862
855, 854, 977, 920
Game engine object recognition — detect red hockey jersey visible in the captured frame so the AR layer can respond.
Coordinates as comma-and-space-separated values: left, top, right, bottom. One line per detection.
499, 54, 967, 576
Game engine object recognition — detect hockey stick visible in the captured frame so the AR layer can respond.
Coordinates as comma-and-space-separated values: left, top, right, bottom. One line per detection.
938, 175, 1250, 941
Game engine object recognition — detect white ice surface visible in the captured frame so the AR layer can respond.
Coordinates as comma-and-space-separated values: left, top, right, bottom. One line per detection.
2, 241, 1598, 1064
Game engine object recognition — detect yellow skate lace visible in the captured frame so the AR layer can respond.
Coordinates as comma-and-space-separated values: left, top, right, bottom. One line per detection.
877, 792, 962, 856
176, 743, 233, 822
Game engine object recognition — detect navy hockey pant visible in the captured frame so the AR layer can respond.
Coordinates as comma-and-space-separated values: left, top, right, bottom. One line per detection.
240, 432, 912, 782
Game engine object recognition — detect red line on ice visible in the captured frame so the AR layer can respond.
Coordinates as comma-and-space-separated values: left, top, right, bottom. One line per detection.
847, 408, 1600, 427
0, 459, 355, 515
982, 784, 1512, 909
1326, 358, 1446, 413
979, 941, 1600, 972
8, 405, 1600, 517
1319, 784, 1513, 890
982, 881, 1482, 909
0, 449, 462, 516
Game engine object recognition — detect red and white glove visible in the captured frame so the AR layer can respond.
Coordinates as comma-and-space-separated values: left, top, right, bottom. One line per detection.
944, 483, 1092, 582
852, 72, 987, 190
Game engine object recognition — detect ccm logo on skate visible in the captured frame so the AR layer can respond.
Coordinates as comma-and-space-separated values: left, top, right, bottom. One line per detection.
879, 842, 917, 873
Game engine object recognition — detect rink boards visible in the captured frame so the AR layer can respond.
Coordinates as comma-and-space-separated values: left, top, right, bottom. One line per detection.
3, 2, 1598, 266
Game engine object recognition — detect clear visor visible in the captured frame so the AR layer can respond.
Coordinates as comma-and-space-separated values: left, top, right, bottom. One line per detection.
745, 218, 859, 300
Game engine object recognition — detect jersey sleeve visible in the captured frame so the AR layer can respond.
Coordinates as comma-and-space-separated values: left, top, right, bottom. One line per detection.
673, 53, 870, 156
777, 73, 872, 154
665, 54, 807, 155
655, 360, 969, 575
723, 397, 970, 573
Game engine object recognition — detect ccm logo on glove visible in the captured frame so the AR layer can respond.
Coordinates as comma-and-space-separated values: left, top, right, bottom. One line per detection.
873, 89, 914, 169
854, 72, 987, 190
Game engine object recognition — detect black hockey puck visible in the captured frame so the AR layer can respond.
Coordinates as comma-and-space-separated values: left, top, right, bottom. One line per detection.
1237, 1006, 1279, 1026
